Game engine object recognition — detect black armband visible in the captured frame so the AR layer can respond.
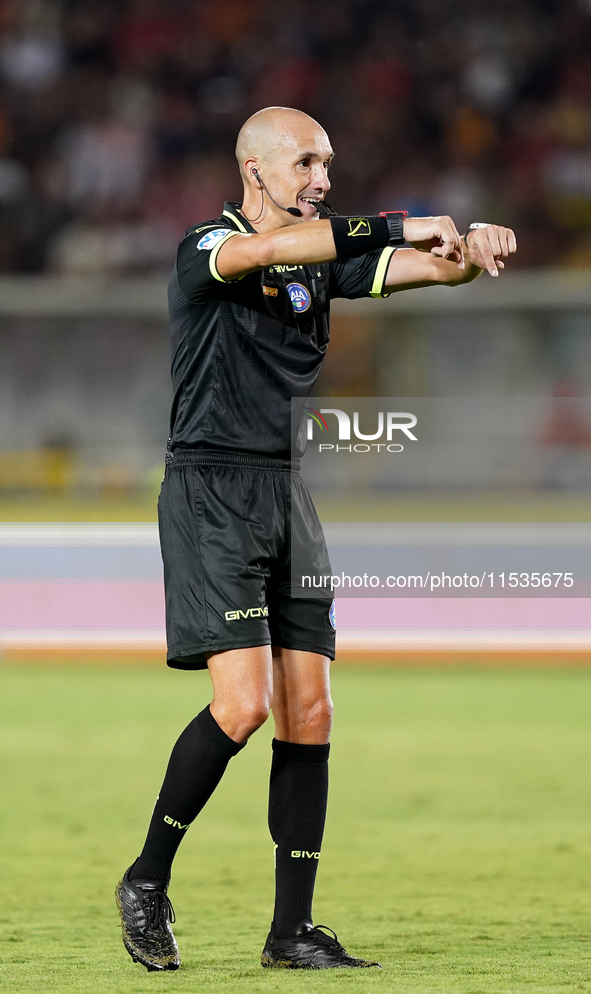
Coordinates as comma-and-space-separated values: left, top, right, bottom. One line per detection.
329, 211, 407, 259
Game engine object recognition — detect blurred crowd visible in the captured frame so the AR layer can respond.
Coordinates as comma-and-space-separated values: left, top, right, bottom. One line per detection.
0, 0, 591, 274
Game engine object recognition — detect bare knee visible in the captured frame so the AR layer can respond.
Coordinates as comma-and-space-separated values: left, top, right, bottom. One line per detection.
211, 698, 270, 743
239, 700, 271, 738
208, 646, 273, 743
305, 695, 333, 740
274, 692, 333, 744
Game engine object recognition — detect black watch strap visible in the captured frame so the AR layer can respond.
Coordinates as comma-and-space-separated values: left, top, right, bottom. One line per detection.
379, 211, 408, 246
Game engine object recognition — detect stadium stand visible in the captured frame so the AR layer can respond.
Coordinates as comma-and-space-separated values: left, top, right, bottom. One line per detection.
0, 0, 590, 274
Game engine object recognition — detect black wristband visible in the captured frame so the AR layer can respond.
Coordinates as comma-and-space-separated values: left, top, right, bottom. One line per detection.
329, 212, 407, 259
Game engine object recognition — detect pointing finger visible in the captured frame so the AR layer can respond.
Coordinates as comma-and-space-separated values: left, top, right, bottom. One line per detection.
478, 239, 499, 276
439, 217, 462, 255
444, 229, 462, 259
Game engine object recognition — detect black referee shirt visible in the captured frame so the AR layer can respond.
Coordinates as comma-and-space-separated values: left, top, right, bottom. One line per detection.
167, 201, 395, 459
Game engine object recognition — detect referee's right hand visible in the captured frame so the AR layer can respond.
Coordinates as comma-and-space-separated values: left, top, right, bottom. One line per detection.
402, 216, 465, 268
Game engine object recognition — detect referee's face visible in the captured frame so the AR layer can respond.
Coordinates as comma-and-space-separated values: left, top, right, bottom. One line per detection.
262, 123, 333, 223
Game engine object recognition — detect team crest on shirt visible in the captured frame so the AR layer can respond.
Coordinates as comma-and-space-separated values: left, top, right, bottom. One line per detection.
287, 282, 311, 313
329, 600, 336, 630
197, 228, 232, 250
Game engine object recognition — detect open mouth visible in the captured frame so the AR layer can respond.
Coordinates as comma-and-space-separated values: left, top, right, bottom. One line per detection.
298, 196, 322, 215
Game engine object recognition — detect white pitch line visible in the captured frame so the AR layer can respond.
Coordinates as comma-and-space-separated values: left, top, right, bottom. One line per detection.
0, 524, 160, 546
1, 521, 591, 547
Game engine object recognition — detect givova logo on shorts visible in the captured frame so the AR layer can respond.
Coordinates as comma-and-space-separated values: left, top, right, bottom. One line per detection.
225, 606, 269, 622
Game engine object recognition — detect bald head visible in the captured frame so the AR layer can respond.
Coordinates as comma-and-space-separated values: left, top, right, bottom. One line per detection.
236, 106, 333, 225
236, 106, 330, 179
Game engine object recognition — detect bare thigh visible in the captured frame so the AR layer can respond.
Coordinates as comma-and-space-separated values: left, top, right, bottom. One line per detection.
271, 647, 332, 745
208, 645, 273, 743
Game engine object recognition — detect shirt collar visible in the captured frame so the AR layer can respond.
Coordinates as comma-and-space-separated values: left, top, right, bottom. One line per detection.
222, 201, 256, 234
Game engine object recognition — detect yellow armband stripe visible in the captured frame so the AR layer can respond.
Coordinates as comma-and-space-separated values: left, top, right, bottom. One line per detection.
369, 246, 396, 298
209, 231, 241, 283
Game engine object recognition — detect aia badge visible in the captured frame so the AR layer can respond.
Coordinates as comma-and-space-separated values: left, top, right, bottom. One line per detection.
329, 600, 336, 630
287, 282, 311, 314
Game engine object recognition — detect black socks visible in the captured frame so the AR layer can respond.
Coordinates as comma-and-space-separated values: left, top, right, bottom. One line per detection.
268, 738, 330, 939
130, 716, 330, 936
130, 706, 245, 883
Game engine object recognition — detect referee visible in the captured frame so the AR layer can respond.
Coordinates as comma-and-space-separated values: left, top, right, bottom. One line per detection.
115, 106, 517, 972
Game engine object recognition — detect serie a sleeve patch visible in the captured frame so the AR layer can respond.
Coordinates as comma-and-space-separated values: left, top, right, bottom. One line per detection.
196, 228, 234, 251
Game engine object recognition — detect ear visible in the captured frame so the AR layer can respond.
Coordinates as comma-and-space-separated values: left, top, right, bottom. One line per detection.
244, 158, 261, 187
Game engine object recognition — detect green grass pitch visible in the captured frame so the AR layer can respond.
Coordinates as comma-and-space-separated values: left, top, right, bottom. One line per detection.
2, 664, 591, 994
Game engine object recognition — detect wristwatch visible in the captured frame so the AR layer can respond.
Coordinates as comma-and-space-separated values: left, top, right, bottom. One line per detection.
464, 222, 491, 245
379, 211, 408, 246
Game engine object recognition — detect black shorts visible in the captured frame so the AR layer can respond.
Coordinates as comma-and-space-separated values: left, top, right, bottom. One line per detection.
158, 449, 335, 669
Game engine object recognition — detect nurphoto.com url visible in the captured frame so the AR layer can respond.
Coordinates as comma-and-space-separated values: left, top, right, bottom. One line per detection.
302, 572, 575, 592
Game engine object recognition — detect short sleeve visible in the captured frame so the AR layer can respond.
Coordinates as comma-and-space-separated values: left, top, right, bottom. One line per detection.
176, 224, 241, 303
329, 246, 396, 300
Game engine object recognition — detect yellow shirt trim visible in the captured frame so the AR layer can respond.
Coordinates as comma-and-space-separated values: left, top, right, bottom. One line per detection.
209, 231, 241, 283
369, 246, 396, 298
222, 208, 249, 234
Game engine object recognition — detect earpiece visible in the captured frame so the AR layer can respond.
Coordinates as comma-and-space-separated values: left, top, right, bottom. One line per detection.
245, 167, 303, 218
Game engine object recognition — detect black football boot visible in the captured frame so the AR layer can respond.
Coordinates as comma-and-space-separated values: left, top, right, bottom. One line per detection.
115, 865, 180, 971
261, 920, 381, 969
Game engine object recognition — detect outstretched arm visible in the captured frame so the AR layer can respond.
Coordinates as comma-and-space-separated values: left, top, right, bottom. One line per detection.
383, 223, 517, 292
215, 215, 465, 280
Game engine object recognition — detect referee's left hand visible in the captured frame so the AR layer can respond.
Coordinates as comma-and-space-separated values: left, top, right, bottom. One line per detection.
403, 215, 465, 266
465, 224, 517, 277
